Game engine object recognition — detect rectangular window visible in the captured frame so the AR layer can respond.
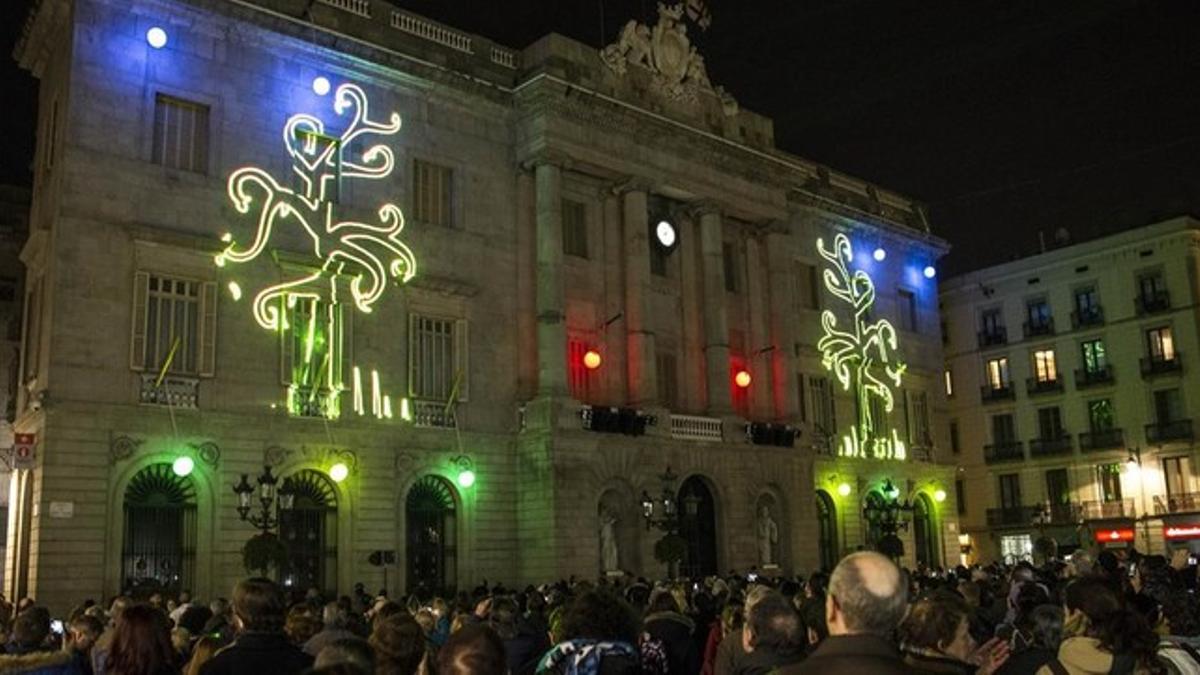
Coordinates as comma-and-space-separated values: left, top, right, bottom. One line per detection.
132, 274, 211, 375
1046, 468, 1070, 506
656, 351, 679, 410
1088, 399, 1115, 432
809, 376, 836, 435
1081, 340, 1107, 373
1140, 271, 1166, 298
986, 357, 1009, 390
413, 159, 454, 228
999, 474, 1022, 509
869, 395, 888, 435
1033, 349, 1057, 383
1154, 388, 1183, 424
950, 420, 961, 454
408, 314, 468, 402
1097, 463, 1123, 502
723, 242, 740, 293
1027, 299, 1051, 326
1037, 406, 1063, 439
981, 308, 1003, 333
562, 199, 588, 259
898, 289, 917, 332
795, 262, 819, 310
567, 338, 595, 402
910, 391, 930, 446
285, 298, 344, 399
1163, 456, 1192, 501
992, 413, 1016, 443
956, 479, 967, 515
1147, 326, 1175, 361
152, 94, 210, 173
1075, 286, 1099, 314
944, 369, 954, 397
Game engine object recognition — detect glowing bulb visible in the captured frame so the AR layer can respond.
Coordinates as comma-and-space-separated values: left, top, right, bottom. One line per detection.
583, 350, 602, 370
934, 489, 947, 502
734, 370, 752, 388
146, 27, 168, 49
457, 469, 476, 488
329, 462, 349, 483
923, 265, 936, 279
172, 456, 194, 477
228, 281, 242, 301
312, 77, 331, 96
873, 247, 886, 262
837, 483, 851, 497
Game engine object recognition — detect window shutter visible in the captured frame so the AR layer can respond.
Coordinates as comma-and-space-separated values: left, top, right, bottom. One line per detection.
455, 319, 469, 402
199, 281, 217, 377
130, 272, 149, 371
281, 298, 295, 386
407, 313, 419, 397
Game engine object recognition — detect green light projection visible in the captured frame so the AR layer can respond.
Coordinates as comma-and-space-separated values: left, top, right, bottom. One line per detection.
216, 83, 416, 419
816, 233, 908, 459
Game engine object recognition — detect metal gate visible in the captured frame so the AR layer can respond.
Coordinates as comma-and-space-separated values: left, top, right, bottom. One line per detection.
280, 470, 337, 593
122, 463, 196, 597
406, 475, 456, 594
678, 476, 718, 578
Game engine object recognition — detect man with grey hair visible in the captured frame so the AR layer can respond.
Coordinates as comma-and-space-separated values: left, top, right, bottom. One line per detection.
303, 601, 357, 655
779, 552, 913, 675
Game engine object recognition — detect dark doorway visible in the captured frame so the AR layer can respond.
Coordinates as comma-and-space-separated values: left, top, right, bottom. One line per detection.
280, 470, 338, 593
406, 475, 457, 594
122, 463, 196, 598
815, 490, 838, 571
678, 476, 718, 577
913, 493, 937, 568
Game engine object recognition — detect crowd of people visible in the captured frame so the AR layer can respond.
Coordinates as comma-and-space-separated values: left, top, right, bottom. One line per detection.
1, 547, 1199, 675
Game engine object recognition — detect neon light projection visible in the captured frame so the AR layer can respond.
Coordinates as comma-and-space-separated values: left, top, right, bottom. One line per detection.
816, 233, 908, 459
216, 83, 416, 419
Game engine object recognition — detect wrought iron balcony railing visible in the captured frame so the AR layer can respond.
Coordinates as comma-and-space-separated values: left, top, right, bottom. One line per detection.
1026, 375, 1064, 396
1141, 354, 1182, 378
984, 440, 1024, 464
1079, 428, 1124, 452
1135, 290, 1170, 316
1081, 499, 1136, 520
1146, 419, 1194, 444
978, 326, 1008, 348
1154, 492, 1200, 515
1023, 318, 1055, 338
1071, 306, 1105, 329
1029, 436, 1073, 457
981, 384, 1016, 404
1075, 365, 1114, 389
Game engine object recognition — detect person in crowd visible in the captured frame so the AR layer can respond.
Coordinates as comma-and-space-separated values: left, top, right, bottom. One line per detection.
702, 603, 740, 675
175, 605, 213, 645
105, 604, 178, 675
68, 614, 105, 675
93, 597, 132, 675
369, 612, 426, 675
313, 637, 376, 673
737, 591, 805, 675
438, 624, 507, 675
797, 597, 827, 649
0, 606, 85, 674
199, 578, 314, 675
285, 605, 322, 647
201, 599, 233, 646
996, 605, 1062, 675
1037, 578, 1160, 675
170, 627, 193, 663
779, 551, 911, 675
536, 589, 643, 675
4, 607, 53, 655
306, 603, 360, 657
898, 591, 1010, 675
488, 596, 547, 675
182, 636, 220, 675
644, 587, 700, 675
169, 592, 194, 627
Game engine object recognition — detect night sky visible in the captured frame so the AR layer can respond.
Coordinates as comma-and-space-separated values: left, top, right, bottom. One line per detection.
2, 0, 1197, 273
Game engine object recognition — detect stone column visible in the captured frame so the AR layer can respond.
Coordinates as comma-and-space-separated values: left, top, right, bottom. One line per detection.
764, 228, 799, 420
601, 191, 627, 405
534, 160, 567, 397
696, 202, 732, 415
622, 183, 657, 407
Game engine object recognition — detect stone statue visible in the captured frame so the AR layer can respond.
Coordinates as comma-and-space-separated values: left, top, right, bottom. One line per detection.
600, 511, 619, 572
756, 504, 778, 566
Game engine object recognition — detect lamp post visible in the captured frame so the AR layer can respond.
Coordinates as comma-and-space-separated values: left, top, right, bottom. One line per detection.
640, 467, 699, 577
862, 479, 914, 560
232, 465, 296, 535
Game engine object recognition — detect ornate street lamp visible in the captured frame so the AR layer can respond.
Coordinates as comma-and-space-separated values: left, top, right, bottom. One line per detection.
233, 465, 296, 535
863, 479, 914, 559
641, 466, 682, 532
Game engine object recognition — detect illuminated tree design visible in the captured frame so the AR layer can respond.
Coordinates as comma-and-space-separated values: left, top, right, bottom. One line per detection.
215, 83, 416, 418
816, 233, 908, 459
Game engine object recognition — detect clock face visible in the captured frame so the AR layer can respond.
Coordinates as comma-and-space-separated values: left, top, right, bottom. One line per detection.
655, 220, 677, 248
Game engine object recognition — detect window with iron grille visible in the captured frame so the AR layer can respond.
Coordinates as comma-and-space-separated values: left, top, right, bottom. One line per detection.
909, 391, 930, 445
130, 273, 217, 376
409, 314, 468, 402
152, 94, 210, 173
562, 199, 588, 259
413, 159, 454, 227
809, 376, 836, 435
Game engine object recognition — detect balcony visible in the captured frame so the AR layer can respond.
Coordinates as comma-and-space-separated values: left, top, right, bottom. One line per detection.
1154, 492, 1200, 515
1023, 318, 1055, 338
1026, 375, 1063, 396
1074, 365, 1114, 389
1135, 290, 1171, 316
1081, 499, 1136, 520
745, 422, 797, 447
1146, 419, 1194, 444
412, 399, 457, 429
1141, 353, 1182, 378
139, 373, 199, 409
984, 440, 1025, 464
1029, 435, 1073, 457
582, 406, 652, 436
1079, 428, 1124, 452
978, 326, 1008, 348
671, 414, 723, 442
987, 505, 1040, 527
1071, 306, 1105, 329
980, 384, 1016, 404
1046, 502, 1082, 524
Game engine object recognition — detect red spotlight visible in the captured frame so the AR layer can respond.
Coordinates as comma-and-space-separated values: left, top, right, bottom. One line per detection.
583, 350, 602, 370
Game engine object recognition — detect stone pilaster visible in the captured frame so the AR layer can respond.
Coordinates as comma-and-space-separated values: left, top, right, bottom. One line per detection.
695, 202, 733, 415
764, 228, 799, 421
534, 160, 567, 398
621, 183, 657, 407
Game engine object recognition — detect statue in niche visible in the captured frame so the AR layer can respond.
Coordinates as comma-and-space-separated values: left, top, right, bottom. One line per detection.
756, 504, 779, 566
600, 509, 620, 572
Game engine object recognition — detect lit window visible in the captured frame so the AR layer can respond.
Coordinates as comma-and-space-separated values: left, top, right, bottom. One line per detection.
944, 369, 954, 397
152, 94, 210, 174
1147, 326, 1175, 361
1032, 349, 1057, 383
1081, 340, 1107, 373
986, 357, 1009, 390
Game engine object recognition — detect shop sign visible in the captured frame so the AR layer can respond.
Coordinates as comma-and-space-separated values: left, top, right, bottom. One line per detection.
1165, 525, 1200, 540
1094, 528, 1134, 543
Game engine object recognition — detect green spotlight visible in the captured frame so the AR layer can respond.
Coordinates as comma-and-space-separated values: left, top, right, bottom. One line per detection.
934, 489, 947, 502
329, 462, 349, 483
457, 469, 476, 489
837, 483, 852, 497
172, 456, 195, 477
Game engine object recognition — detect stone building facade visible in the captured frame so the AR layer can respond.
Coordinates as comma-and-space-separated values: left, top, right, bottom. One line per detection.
10, 0, 955, 612
943, 217, 1200, 563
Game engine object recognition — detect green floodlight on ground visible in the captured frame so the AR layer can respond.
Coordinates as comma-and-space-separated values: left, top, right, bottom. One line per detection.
172, 456, 195, 477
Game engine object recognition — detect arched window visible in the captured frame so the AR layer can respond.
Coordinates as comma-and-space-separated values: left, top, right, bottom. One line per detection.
280, 470, 338, 593
406, 475, 457, 594
123, 463, 196, 597
815, 490, 838, 571
913, 493, 937, 568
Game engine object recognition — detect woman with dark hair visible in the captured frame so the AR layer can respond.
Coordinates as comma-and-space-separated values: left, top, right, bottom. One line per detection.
369, 613, 427, 675
996, 605, 1062, 675
105, 604, 178, 675
899, 591, 1010, 675
1037, 578, 1161, 675
536, 590, 643, 675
